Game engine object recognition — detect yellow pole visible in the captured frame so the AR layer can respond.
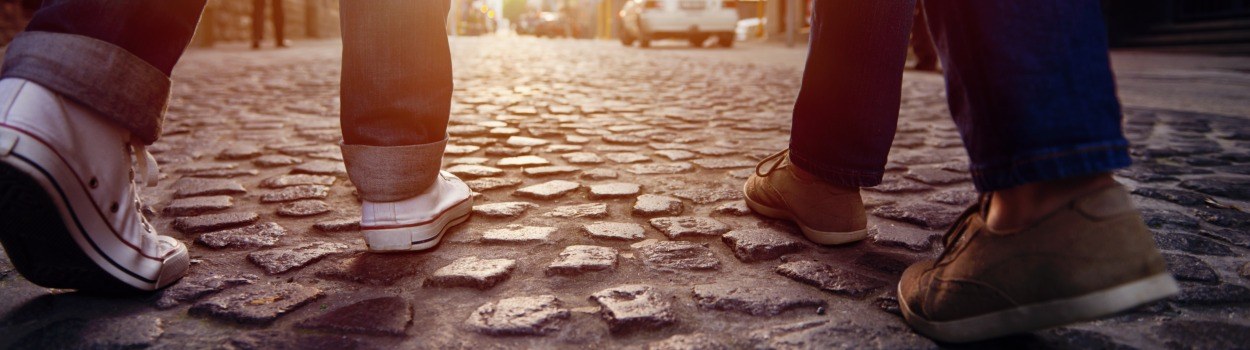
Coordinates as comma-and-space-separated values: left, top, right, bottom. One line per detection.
756, 0, 765, 38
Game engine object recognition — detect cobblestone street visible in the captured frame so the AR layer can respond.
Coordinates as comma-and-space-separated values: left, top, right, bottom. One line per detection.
1, 37, 1249, 349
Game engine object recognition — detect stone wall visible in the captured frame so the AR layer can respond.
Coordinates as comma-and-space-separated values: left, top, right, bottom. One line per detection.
0, 2, 33, 46
0, 1, 340, 48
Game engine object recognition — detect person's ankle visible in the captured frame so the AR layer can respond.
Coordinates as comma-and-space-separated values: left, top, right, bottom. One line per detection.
986, 173, 1118, 232
788, 162, 858, 193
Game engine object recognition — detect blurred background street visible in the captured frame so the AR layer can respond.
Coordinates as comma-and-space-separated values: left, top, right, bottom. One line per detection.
1, 0, 1249, 349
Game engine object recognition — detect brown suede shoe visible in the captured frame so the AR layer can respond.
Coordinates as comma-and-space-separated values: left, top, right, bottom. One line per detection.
743, 150, 868, 244
898, 184, 1178, 343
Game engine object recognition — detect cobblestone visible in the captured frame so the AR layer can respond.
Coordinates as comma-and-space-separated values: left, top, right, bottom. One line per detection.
447, 164, 505, 178
296, 296, 412, 336
2, 37, 1244, 349
497, 155, 550, 167
196, 222, 288, 249
648, 217, 730, 238
247, 242, 349, 274
472, 201, 538, 218
11, 315, 165, 350
583, 222, 647, 240
523, 165, 581, 177
672, 186, 743, 204
466, 295, 570, 335
633, 239, 720, 272
313, 218, 360, 233
721, 228, 805, 262
156, 274, 258, 309
1179, 177, 1250, 200
259, 174, 336, 188
189, 283, 322, 325
870, 202, 964, 229
465, 177, 523, 192
647, 333, 733, 350
590, 285, 676, 332
712, 201, 752, 216
482, 225, 557, 243
275, 199, 332, 217
424, 256, 516, 289
314, 253, 422, 286
546, 245, 618, 276
513, 180, 581, 199
172, 178, 247, 198
588, 182, 642, 199
291, 160, 347, 177
633, 194, 684, 217
1163, 253, 1219, 283
163, 195, 234, 216
692, 283, 826, 316
627, 162, 694, 175
776, 260, 886, 298
259, 185, 330, 203
173, 211, 260, 233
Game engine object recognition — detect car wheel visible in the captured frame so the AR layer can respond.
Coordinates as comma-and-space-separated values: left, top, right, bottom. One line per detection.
637, 19, 651, 48
717, 33, 734, 48
618, 22, 635, 46
689, 35, 708, 48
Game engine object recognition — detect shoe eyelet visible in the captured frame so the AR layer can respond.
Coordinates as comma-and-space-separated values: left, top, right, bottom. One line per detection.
89, 177, 99, 189
109, 202, 119, 213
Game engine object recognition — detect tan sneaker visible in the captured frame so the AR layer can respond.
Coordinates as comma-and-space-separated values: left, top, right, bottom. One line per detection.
898, 184, 1179, 343
743, 149, 868, 244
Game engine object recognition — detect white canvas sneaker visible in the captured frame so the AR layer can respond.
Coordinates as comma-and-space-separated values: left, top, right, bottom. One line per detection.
0, 78, 189, 293
360, 170, 472, 252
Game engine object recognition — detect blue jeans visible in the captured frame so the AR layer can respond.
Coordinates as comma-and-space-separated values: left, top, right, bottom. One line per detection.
789, 0, 1130, 192
2, 0, 454, 202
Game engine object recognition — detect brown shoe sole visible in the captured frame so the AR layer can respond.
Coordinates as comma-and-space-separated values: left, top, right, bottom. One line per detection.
742, 181, 868, 245
899, 272, 1179, 343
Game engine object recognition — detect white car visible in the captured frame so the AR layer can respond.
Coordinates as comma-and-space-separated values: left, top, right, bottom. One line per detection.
619, 0, 740, 48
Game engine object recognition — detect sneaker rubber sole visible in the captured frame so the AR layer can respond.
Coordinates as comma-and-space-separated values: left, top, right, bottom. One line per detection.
899, 272, 1180, 343
0, 141, 187, 293
743, 181, 868, 245
362, 197, 472, 252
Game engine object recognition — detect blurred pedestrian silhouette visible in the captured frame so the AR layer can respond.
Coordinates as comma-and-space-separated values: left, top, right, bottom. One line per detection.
252, 0, 285, 49
910, 3, 937, 71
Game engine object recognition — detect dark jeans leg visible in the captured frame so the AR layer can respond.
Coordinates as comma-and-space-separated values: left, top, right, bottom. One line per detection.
272, 0, 284, 46
788, 0, 915, 188
337, 0, 453, 202
2, 0, 206, 143
339, 0, 451, 146
923, 0, 1130, 192
252, 0, 264, 46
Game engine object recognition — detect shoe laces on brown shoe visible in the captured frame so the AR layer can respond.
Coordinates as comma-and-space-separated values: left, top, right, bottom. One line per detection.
899, 185, 1178, 343
743, 149, 868, 245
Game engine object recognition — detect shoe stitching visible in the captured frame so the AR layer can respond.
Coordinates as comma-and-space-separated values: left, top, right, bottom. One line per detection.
360, 196, 472, 230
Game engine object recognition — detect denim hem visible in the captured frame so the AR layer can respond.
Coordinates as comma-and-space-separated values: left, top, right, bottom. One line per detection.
970, 140, 1132, 192
1, 32, 170, 144
786, 148, 885, 188
340, 138, 447, 202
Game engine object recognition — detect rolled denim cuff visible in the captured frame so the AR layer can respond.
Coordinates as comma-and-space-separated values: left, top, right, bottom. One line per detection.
1, 32, 170, 144
787, 149, 885, 188
970, 139, 1132, 192
341, 138, 447, 202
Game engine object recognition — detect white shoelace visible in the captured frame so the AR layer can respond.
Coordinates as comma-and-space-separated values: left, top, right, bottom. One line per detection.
130, 137, 160, 187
